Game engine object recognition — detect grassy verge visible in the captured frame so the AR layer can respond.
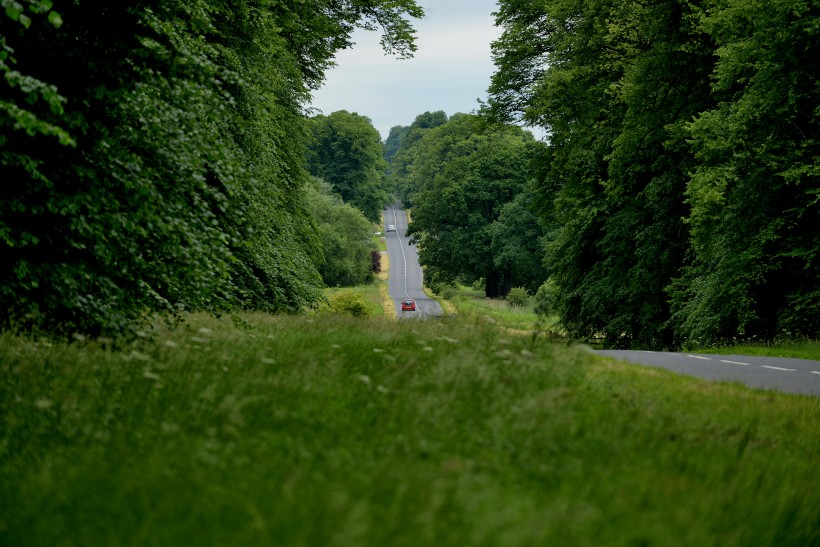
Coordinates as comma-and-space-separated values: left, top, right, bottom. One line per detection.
436, 285, 551, 333
323, 281, 385, 318
691, 339, 820, 361
1, 314, 818, 546
378, 253, 395, 319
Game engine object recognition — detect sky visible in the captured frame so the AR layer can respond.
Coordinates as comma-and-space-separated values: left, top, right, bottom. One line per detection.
309, 0, 503, 140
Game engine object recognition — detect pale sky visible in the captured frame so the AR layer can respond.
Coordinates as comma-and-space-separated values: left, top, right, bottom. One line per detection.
309, 0, 502, 140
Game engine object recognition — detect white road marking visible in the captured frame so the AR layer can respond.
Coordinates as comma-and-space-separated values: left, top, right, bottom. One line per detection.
811, 371, 820, 375
762, 366, 797, 372
392, 208, 409, 299
720, 359, 751, 366
687, 355, 713, 360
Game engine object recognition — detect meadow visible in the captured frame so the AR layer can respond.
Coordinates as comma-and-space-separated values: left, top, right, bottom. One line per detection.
1, 313, 818, 546
437, 285, 820, 360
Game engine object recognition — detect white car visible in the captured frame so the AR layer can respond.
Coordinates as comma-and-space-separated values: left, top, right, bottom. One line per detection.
386, 224, 396, 232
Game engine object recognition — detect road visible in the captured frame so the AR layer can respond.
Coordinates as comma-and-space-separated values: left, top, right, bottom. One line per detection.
597, 350, 820, 396
383, 205, 443, 319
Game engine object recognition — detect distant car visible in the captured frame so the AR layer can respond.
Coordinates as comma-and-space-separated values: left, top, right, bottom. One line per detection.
401, 298, 416, 311
386, 224, 396, 232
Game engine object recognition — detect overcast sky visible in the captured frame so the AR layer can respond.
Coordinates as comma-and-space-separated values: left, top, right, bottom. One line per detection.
309, 0, 502, 140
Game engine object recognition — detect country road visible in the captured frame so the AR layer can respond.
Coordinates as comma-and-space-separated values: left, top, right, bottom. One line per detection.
597, 350, 820, 396
383, 205, 443, 319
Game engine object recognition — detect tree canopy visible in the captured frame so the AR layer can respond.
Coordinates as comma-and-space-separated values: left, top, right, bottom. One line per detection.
392, 113, 546, 297
306, 110, 388, 222
1, 0, 422, 336
304, 178, 375, 288
488, 0, 819, 347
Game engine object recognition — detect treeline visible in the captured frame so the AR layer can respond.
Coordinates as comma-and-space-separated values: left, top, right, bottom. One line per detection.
386, 111, 548, 298
1, 0, 420, 336
486, 0, 819, 348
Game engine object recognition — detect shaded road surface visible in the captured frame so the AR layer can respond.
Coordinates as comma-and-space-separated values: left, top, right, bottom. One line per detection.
597, 350, 820, 397
384, 205, 443, 319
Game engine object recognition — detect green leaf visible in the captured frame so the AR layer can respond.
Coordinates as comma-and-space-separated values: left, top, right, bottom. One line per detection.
47, 10, 62, 27
5, 3, 23, 21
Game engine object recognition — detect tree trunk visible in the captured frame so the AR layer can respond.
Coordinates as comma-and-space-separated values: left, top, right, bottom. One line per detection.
485, 271, 501, 298
502, 268, 513, 297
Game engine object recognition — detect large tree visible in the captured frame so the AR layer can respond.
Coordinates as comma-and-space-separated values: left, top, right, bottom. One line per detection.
0, 0, 423, 335
387, 110, 448, 206
405, 114, 543, 297
306, 110, 388, 222
670, 0, 820, 343
489, 0, 716, 348
304, 178, 374, 288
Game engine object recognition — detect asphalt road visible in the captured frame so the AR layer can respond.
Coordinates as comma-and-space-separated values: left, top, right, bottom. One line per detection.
597, 350, 820, 396
383, 205, 443, 319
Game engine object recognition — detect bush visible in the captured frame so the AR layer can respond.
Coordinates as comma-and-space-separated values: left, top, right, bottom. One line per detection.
327, 290, 371, 317
534, 279, 558, 317
440, 285, 459, 300
506, 287, 530, 308
371, 249, 382, 274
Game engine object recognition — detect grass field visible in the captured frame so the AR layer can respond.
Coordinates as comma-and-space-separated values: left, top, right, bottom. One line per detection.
1, 313, 818, 546
322, 280, 387, 318
439, 286, 820, 360
438, 285, 556, 333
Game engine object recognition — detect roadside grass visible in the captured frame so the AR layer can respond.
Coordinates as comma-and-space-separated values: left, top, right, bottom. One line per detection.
691, 338, 820, 361
2, 314, 818, 546
322, 281, 385, 317
437, 284, 553, 333
374, 217, 387, 252
372, 232, 387, 253
378, 253, 395, 319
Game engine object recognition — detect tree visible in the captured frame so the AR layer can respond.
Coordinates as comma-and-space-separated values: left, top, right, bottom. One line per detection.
405, 114, 542, 297
489, 187, 548, 293
304, 178, 374, 288
383, 124, 409, 163
386, 110, 448, 205
0, 0, 423, 336
670, 0, 820, 343
488, 0, 716, 348
307, 110, 389, 222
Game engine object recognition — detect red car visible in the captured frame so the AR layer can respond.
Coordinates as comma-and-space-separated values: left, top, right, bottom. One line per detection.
401, 298, 416, 311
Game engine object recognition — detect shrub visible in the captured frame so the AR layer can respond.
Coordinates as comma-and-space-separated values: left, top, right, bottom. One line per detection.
440, 285, 459, 300
327, 290, 371, 317
534, 279, 558, 317
371, 249, 382, 274
506, 287, 530, 308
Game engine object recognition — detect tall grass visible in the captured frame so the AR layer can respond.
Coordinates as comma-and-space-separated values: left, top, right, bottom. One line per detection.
1, 314, 818, 546
439, 285, 552, 333
692, 338, 820, 361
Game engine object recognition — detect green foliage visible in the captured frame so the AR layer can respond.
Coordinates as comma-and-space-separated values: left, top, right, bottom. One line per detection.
3, 314, 818, 545
386, 110, 448, 205
0, 0, 71, 146
304, 178, 374, 287
670, 0, 820, 344
307, 110, 389, 222
506, 286, 530, 307
395, 113, 544, 297
487, 0, 820, 348
0, 0, 423, 336
326, 289, 371, 317
533, 278, 558, 317
383, 124, 409, 162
